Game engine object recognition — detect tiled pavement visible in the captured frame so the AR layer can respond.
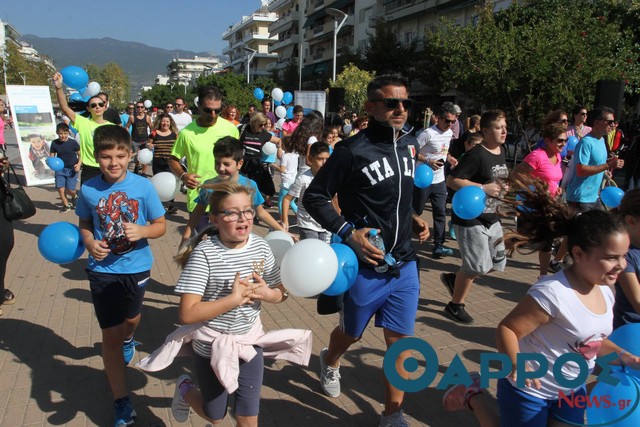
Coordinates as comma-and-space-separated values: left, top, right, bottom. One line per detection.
0, 129, 541, 426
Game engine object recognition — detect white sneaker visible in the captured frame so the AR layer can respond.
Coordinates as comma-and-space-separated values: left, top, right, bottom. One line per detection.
319, 347, 341, 397
379, 409, 410, 427
171, 374, 192, 422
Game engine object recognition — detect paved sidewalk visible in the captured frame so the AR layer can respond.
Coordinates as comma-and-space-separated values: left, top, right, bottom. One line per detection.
0, 129, 540, 426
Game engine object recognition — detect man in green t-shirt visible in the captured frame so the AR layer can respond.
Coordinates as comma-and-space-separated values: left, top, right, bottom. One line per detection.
169, 86, 239, 212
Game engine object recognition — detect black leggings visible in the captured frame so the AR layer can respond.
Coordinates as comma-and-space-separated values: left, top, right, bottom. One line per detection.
0, 212, 15, 295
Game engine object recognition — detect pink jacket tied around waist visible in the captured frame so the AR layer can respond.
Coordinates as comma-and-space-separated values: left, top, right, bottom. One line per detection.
136, 317, 312, 393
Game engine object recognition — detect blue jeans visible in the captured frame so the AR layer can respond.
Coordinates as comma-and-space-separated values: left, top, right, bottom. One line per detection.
412, 180, 447, 246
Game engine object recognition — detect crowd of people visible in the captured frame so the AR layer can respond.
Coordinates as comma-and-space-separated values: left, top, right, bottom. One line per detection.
1, 70, 640, 427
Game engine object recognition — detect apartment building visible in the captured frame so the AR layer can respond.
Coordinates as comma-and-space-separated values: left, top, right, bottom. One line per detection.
222, 9, 279, 80
266, 0, 303, 75
166, 56, 227, 88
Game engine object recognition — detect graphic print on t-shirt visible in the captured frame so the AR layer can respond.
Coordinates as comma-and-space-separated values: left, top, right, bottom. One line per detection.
569, 333, 606, 360
96, 191, 140, 255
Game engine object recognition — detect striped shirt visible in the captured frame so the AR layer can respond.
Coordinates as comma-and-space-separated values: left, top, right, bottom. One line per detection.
175, 233, 280, 358
150, 131, 177, 160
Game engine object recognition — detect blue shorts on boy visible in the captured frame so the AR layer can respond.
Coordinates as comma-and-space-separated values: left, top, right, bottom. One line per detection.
341, 261, 419, 338
50, 137, 80, 189
88, 270, 150, 328
76, 172, 165, 274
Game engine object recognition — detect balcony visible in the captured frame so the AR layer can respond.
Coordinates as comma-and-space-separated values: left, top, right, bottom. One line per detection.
269, 12, 297, 34
222, 12, 278, 39
269, 34, 299, 53
243, 32, 278, 43
267, 0, 293, 12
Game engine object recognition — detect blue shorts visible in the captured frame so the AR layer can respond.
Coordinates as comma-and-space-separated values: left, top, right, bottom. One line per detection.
54, 167, 78, 190
341, 261, 419, 338
88, 270, 150, 329
497, 378, 586, 426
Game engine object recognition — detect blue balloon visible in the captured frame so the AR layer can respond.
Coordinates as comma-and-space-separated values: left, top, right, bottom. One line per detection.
414, 164, 434, 188
69, 92, 83, 102
60, 66, 89, 91
601, 186, 625, 209
46, 157, 64, 172
286, 106, 294, 120
38, 222, 85, 264
253, 87, 264, 101
274, 100, 281, 107
282, 91, 293, 105
566, 135, 579, 152
609, 323, 640, 378
324, 244, 359, 296
586, 371, 640, 426
452, 186, 486, 220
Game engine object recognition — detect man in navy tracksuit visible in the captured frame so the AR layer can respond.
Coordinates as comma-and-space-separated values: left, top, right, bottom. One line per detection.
304, 74, 430, 427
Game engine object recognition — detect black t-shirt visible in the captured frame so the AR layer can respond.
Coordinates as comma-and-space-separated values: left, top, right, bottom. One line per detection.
240, 129, 271, 157
449, 144, 508, 227
50, 138, 80, 168
103, 107, 121, 125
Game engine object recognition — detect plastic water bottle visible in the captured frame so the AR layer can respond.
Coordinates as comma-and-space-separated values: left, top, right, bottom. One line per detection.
368, 230, 396, 273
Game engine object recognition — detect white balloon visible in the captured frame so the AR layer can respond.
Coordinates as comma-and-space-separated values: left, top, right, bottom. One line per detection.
143, 100, 152, 109
280, 239, 338, 297
194, 96, 199, 107
276, 118, 286, 130
262, 142, 278, 156
137, 148, 153, 165
343, 124, 352, 135
271, 88, 284, 102
83, 81, 101, 97
263, 231, 294, 266
275, 105, 287, 119
150, 172, 179, 202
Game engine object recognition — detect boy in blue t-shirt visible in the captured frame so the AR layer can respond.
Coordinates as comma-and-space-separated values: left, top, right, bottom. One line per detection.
76, 125, 166, 427
180, 136, 289, 244
50, 123, 81, 212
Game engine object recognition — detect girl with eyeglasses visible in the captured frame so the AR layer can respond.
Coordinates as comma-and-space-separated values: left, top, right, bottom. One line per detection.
53, 71, 111, 183
511, 123, 568, 278
139, 181, 311, 425
567, 106, 592, 141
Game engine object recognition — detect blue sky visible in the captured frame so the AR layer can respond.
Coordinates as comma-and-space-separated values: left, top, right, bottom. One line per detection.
1, 0, 265, 55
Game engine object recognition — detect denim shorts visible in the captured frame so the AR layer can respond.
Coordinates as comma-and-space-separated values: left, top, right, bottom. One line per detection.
54, 167, 78, 190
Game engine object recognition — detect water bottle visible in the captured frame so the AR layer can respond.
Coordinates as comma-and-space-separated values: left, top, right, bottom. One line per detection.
368, 230, 396, 273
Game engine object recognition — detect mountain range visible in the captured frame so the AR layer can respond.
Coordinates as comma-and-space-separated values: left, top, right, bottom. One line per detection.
22, 35, 220, 93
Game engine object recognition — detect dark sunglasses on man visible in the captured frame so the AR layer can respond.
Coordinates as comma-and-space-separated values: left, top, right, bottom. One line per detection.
371, 98, 414, 110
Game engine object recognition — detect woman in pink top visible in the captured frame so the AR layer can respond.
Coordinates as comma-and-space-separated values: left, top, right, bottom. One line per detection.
0, 99, 6, 151
511, 122, 567, 276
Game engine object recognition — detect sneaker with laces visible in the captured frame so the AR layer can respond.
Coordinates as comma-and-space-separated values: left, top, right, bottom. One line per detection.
433, 245, 454, 258
548, 260, 565, 273
319, 347, 341, 397
113, 396, 136, 427
379, 409, 410, 427
60, 205, 71, 213
69, 196, 78, 208
122, 338, 139, 366
172, 374, 192, 422
444, 302, 474, 325
439, 273, 456, 297
443, 371, 483, 411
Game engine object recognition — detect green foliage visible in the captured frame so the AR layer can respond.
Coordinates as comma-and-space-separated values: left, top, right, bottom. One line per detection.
1, 43, 54, 94
331, 63, 374, 113
84, 62, 130, 109
421, 0, 640, 130
195, 72, 277, 113
362, 19, 418, 79
140, 84, 195, 109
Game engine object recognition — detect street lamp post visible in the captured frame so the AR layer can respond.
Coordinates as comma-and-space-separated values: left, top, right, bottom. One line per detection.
18, 72, 26, 85
242, 47, 257, 84
326, 8, 348, 82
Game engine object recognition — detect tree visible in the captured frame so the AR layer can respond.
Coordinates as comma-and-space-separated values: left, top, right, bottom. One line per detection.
330, 63, 374, 113
195, 72, 277, 113
1, 43, 54, 94
84, 62, 130, 109
362, 19, 418, 79
421, 0, 640, 133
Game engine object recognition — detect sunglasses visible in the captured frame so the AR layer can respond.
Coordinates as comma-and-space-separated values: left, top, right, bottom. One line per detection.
201, 106, 222, 115
371, 98, 414, 110
555, 138, 568, 143
441, 117, 457, 125
165, 106, 173, 109
559, 119, 569, 124
579, 112, 587, 116
89, 102, 106, 109
175, 103, 184, 106
136, 105, 145, 108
